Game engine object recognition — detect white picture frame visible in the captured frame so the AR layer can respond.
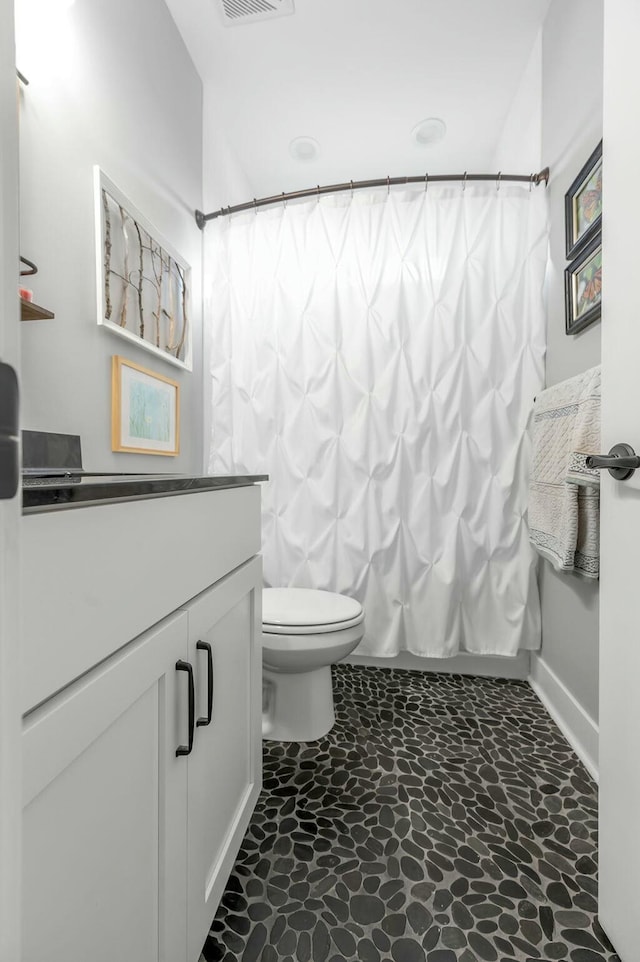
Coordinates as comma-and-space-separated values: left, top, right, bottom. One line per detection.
94, 167, 192, 371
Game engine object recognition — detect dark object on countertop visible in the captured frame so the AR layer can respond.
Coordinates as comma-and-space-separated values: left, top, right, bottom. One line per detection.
21, 430, 267, 513
22, 430, 83, 477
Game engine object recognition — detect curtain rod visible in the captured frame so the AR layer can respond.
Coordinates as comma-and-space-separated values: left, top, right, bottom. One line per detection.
195, 166, 550, 229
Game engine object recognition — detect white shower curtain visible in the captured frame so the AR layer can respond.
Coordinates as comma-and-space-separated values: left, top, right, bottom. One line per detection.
206, 184, 548, 658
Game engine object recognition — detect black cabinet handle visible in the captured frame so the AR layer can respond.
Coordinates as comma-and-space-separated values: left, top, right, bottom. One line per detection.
196, 641, 214, 727
175, 660, 195, 757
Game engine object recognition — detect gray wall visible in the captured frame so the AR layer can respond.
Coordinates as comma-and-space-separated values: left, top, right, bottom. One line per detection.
536, 0, 603, 723
16, 0, 203, 473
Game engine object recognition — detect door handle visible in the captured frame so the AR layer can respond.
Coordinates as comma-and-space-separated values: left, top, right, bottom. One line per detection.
585, 443, 640, 481
196, 641, 214, 727
0, 361, 19, 500
175, 660, 195, 756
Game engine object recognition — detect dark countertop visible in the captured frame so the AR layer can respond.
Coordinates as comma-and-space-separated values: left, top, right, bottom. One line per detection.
22, 473, 268, 514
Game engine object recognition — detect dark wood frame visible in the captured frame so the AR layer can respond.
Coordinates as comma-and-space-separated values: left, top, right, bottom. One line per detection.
565, 232, 602, 335
565, 140, 602, 259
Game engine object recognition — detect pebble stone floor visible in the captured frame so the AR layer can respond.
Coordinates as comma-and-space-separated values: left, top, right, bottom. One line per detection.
200, 664, 620, 962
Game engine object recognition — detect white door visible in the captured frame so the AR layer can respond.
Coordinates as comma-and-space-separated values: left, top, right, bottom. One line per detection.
0, 0, 22, 959
184, 557, 262, 962
22, 612, 189, 962
598, 1, 640, 958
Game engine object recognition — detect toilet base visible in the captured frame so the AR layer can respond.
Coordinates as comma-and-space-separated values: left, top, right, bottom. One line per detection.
262, 665, 335, 742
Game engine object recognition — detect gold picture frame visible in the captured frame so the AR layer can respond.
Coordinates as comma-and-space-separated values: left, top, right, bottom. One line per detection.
111, 355, 180, 456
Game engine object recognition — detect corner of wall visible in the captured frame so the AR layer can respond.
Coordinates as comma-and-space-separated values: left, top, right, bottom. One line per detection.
491, 28, 542, 171
534, 0, 603, 781
202, 88, 255, 213
201, 86, 256, 473
529, 650, 599, 781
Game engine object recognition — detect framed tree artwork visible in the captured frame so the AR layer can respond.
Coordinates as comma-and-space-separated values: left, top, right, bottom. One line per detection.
95, 168, 192, 371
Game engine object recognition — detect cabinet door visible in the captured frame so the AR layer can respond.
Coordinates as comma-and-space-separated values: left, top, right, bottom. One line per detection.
184, 556, 262, 962
22, 612, 190, 962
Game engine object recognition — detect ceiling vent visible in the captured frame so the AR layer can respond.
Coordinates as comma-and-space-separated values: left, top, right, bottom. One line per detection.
218, 0, 295, 27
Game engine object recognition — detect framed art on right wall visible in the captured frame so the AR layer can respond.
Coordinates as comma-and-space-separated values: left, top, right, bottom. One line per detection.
565, 140, 602, 260
565, 233, 602, 335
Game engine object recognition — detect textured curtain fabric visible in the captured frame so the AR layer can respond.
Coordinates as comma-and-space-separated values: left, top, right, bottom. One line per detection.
206, 185, 548, 657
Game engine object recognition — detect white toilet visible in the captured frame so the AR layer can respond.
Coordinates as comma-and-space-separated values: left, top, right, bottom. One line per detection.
262, 587, 365, 742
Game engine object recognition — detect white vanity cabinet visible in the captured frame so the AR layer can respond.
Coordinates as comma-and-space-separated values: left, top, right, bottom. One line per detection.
183, 558, 262, 962
20, 484, 263, 962
22, 611, 190, 962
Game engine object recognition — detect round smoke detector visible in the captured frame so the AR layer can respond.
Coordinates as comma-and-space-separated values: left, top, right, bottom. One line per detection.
412, 117, 447, 147
289, 136, 321, 162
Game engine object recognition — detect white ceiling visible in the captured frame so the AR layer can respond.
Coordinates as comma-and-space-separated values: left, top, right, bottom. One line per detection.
167, 0, 551, 201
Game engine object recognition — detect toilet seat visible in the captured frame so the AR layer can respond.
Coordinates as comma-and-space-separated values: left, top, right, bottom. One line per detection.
261, 587, 365, 741
262, 587, 364, 635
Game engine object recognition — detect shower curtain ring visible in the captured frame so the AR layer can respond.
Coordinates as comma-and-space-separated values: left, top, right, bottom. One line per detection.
317, 185, 320, 204
462, 171, 467, 191
387, 175, 390, 196
350, 180, 354, 200
529, 173, 534, 192
496, 171, 502, 191
282, 192, 287, 209
253, 198, 258, 215
424, 172, 429, 192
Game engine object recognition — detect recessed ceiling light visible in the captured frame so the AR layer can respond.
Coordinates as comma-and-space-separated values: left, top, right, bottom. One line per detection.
412, 118, 447, 147
289, 137, 321, 162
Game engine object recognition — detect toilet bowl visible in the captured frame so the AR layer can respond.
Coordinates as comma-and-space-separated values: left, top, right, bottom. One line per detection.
262, 588, 364, 742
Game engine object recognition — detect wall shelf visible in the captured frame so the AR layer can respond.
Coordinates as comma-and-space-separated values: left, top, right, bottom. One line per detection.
21, 298, 55, 322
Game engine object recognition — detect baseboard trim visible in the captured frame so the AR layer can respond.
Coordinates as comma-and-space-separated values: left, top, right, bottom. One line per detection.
528, 654, 599, 782
346, 650, 531, 680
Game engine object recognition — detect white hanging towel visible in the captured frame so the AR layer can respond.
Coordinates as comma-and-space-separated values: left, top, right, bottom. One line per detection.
529, 365, 601, 579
